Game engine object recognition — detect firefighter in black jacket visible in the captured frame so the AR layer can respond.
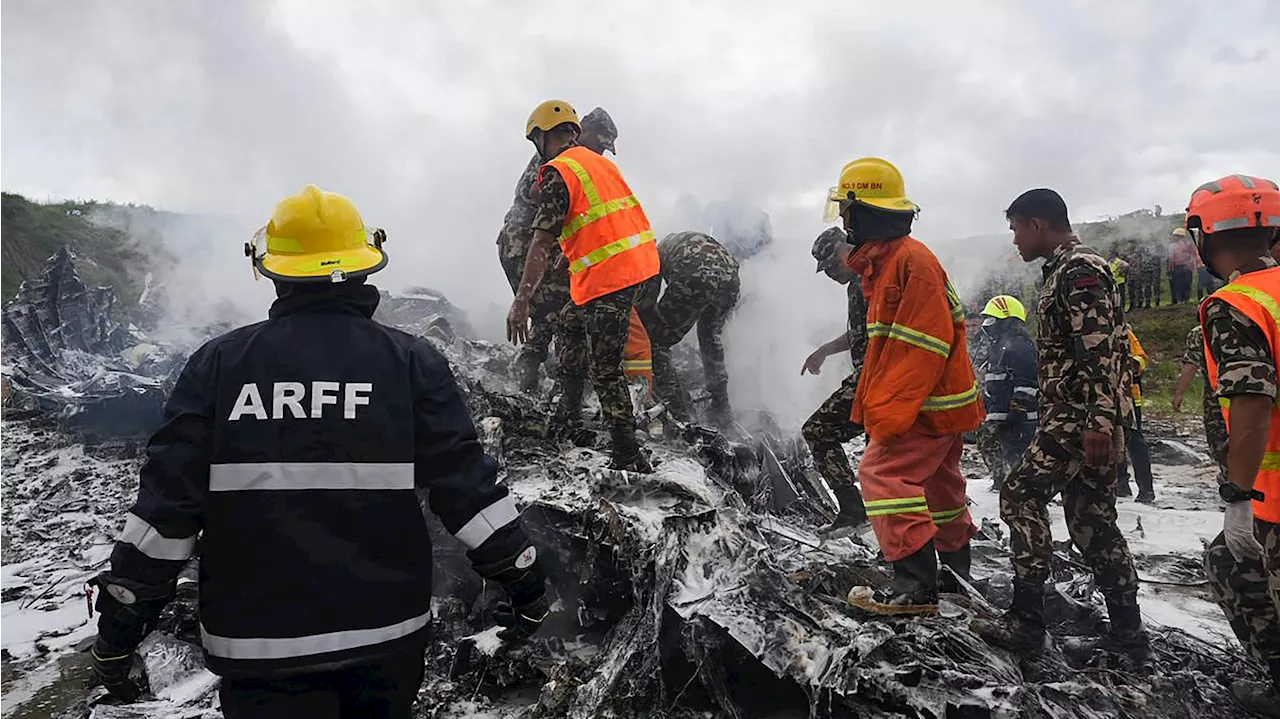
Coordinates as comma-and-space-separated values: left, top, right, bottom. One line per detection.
87, 186, 548, 718
979, 295, 1038, 491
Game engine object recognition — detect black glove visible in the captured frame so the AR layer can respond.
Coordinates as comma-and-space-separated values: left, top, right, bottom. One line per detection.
86, 573, 172, 702
471, 539, 549, 643
494, 593, 550, 641
90, 637, 142, 703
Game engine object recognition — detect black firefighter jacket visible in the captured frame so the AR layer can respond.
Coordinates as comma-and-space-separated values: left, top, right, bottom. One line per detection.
982, 329, 1039, 425
107, 282, 526, 678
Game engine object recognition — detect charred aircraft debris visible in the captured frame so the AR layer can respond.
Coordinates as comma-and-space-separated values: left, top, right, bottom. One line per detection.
0, 249, 1265, 718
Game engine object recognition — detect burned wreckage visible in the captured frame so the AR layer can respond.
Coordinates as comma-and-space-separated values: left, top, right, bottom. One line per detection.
0, 250, 1263, 718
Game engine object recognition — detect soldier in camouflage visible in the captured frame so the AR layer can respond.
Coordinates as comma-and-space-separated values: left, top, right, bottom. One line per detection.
971, 189, 1147, 663
1173, 325, 1228, 471
1141, 239, 1165, 307
801, 227, 870, 538
635, 232, 740, 427
498, 108, 618, 391
1193, 186, 1280, 714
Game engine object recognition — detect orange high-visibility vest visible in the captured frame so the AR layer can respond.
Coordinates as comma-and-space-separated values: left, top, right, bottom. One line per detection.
541, 146, 659, 305
1202, 265, 1280, 523
623, 309, 653, 392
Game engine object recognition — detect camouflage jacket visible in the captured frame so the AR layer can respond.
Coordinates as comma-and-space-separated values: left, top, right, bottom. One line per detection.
1203, 255, 1279, 404
847, 275, 868, 366
1035, 240, 1135, 436
499, 153, 543, 258
657, 232, 740, 286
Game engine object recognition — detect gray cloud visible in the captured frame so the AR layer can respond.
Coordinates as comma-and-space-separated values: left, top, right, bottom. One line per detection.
4, 0, 1277, 427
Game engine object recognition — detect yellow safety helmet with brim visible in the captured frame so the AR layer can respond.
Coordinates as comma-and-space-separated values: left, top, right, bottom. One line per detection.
244, 185, 388, 283
980, 295, 1027, 325
526, 99, 581, 140
1171, 227, 1188, 237
823, 157, 920, 223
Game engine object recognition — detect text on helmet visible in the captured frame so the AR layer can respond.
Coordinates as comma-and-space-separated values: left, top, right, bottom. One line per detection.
229, 382, 373, 421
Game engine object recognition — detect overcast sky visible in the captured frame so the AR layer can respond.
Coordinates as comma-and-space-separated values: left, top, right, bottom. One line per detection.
4, 0, 1277, 426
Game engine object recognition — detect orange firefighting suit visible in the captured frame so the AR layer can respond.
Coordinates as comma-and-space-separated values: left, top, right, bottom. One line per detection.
847, 236, 984, 561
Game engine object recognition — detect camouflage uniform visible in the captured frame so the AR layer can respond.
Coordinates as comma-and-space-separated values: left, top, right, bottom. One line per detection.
500, 154, 573, 385
1180, 325, 1228, 467
1141, 242, 1164, 307
1202, 255, 1280, 680
801, 277, 868, 491
533, 155, 639, 438
1000, 241, 1140, 607
635, 232, 740, 424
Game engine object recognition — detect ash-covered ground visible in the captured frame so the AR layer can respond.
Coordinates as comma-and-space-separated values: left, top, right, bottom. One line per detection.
0, 251, 1266, 718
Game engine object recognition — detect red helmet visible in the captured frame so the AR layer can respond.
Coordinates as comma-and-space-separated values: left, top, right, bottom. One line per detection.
1186, 174, 1280, 271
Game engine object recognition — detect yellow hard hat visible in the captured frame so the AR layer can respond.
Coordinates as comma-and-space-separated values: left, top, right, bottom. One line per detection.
525, 100, 581, 139
1171, 227, 1188, 237
822, 157, 919, 222
981, 295, 1027, 324
245, 185, 387, 283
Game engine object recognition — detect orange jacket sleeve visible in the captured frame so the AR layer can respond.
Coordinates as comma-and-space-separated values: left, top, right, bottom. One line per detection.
861, 270, 954, 440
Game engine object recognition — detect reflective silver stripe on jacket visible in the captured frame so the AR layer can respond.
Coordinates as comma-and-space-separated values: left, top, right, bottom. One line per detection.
120, 513, 197, 561
454, 495, 520, 549
984, 372, 1009, 382
986, 412, 1009, 421
209, 463, 415, 492
1014, 386, 1038, 396
201, 610, 430, 660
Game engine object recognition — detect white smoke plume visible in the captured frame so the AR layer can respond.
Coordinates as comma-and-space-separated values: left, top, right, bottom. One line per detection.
3, 0, 1277, 428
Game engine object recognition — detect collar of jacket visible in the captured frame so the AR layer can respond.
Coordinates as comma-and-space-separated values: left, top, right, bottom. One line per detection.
1228, 255, 1280, 282
847, 235, 908, 279
268, 281, 382, 320
1041, 237, 1082, 277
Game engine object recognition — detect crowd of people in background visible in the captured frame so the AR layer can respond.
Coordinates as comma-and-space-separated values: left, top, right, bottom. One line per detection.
1106, 226, 1224, 310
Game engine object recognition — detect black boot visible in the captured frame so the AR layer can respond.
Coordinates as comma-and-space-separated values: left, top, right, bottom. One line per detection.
547, 378, 592, 445
608, 429, 653, 474
1134, 490, 1156, 504
818, 485, 869, 539
708, 391, 733, 430
1104, 595, 1150, 668
937, 544, 972, 594
514, 353, 541, 393
971, 578, 1048, 652
848, 541, 939, 616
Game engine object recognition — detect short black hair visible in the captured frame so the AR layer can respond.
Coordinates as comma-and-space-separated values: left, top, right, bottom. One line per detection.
1211, 226, 1278, 247
1006, 188, 1072, 233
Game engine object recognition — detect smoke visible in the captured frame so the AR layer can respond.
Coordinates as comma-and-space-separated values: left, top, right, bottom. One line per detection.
3, 0, 1278, 424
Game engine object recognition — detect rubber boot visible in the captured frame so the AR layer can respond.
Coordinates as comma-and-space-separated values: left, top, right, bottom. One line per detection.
1103, 595, 1151, 669
818, 485, 869, 539
608, 429, 653, 474
848, 541, 939, 616
547, 378, 593, 446
937, 544, 972, 594
1134, 490, 1156, 505
514, 352, 541, 394
970, 578, 1048, 652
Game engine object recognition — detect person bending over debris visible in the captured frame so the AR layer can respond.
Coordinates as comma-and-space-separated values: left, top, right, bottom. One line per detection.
507, 100, 659, 472
978, 295, 1038, 493
822, 158, 984, 614
88, 186, 548, 718
802, 226, 871, 539
1188, 172, 1280, 716
635, 231, 740, 428
972, 188, 1148, 664
498, 107, 619, 392
1116, 327, 1157, 503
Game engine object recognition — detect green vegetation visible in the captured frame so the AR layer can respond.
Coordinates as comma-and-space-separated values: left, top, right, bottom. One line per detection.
1127, 301, 1203, 417
1, 193, 152, 305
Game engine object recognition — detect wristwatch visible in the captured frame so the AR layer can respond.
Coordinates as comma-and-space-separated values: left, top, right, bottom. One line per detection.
1219, 483, 1265, 503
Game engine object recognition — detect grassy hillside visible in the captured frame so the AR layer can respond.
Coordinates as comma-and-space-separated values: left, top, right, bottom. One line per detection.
1, 193, 154, 305
1127, 301, 1203, 417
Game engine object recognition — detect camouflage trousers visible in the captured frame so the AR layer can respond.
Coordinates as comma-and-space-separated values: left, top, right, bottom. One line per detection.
1204, 525, 1280, 670
636, 273, 740, 423
1000, 423, 1140, 602
801, 372, 864, 490
553, 284, 641, 434
499, 232, 573, 372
